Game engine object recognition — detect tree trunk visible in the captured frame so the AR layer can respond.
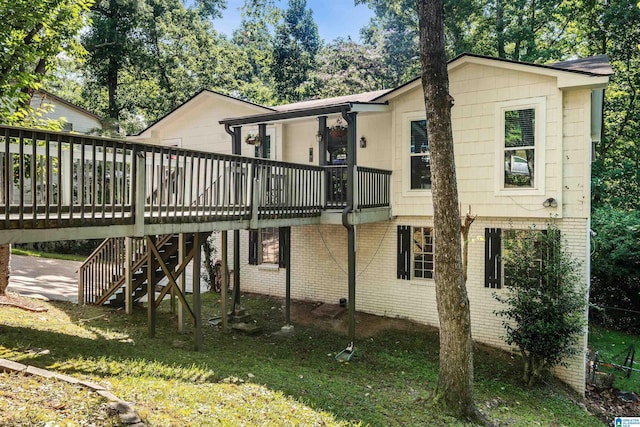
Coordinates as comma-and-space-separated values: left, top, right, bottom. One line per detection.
416, 0, 480, 422
0, 244, 11, 296
496, 0, 505, 58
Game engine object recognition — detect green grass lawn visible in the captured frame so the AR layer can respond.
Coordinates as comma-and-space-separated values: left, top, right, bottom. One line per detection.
0, 292, 607, 426
10, 247, 86, 262
588, 325, 640, 393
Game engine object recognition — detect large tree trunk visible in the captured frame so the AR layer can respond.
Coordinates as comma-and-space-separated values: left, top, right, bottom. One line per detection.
416, 0, 480, 421
0, 244, 10, 296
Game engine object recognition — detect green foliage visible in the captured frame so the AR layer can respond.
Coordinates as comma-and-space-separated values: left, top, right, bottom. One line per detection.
590, 207, 640, 332
495, 224, 587, 385
0, 0, 92, 122
311, 38, 385, 98
583, 1, 640, 211
356, 0, 421, 87
272, 0, 320, 102
15, 239, 102, 257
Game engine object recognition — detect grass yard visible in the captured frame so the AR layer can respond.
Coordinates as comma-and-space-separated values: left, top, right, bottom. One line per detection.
10, 247, 86, 262
588, 325, 640, 392
0, 292, 610, 426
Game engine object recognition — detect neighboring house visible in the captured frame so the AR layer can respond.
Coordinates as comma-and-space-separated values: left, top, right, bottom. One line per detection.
130, 53, 612, 393
30, 90, 103, 134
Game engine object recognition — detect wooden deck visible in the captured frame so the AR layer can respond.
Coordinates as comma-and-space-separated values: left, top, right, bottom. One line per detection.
0, 126, 391, 244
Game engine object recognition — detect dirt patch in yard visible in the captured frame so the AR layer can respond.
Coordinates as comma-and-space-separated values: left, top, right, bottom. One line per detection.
287, 298, 437, 338
585, 385, 640, 423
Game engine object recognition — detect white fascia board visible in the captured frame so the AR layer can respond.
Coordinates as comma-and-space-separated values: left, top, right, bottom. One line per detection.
449, 55, 610, 89
349, 102, 390, 113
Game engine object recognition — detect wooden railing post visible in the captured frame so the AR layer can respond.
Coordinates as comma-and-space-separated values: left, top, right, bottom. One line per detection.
134, 151, 146, 237
250, 177, 259, 229
77, 267, 85, 305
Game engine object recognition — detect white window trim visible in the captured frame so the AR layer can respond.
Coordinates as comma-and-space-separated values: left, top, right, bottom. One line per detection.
412, 226, 434, 280
402, 111, 432, 197
494, 97, 546, 196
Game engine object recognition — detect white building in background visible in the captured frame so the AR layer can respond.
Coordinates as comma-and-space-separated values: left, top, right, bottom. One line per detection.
30, 90, 103, 134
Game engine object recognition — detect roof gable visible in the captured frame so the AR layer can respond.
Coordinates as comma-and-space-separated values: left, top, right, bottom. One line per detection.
37, 90, 102, 122
374, 53, 611, 103
132, 89, 274, 137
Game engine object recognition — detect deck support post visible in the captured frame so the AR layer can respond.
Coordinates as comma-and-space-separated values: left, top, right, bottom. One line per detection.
343, 110, 357, 346
229, 125, 246, 322
347, 225, 356, 342
221, 230, 228, 333
231, 229, 244, 320
284, 226, 292, 326
177, 233, 186, 331
193, 232, 203, 351
147, 235, 156, 337
124, 236, 133, 315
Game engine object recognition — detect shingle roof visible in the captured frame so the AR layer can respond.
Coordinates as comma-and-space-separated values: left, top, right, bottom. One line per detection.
549, 54, 613, 76
273, 89, 392, 112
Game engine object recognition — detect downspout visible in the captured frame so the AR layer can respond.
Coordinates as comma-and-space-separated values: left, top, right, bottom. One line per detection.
341, 107, 357, 351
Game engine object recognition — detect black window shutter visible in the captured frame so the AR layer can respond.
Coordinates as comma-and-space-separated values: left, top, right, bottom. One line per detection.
278, 227, 288, 268
397, 225, 411, 280
248, 230, 259, 265
485, 228, 502, 288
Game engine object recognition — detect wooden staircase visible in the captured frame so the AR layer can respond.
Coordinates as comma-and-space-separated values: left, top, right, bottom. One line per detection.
79, 233, 196, 307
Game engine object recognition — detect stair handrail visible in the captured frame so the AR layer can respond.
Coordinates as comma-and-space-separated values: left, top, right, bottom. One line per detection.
79, 237, 127, 304
79, 234, 176, 305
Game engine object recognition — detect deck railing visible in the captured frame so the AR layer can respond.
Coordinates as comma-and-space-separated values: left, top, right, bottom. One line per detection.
357, 166, 392, 208
0, 126, 136, 228
0, 125, 391, 232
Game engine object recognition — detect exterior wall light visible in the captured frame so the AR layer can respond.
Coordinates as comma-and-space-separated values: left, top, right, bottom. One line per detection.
543, 197, 557, 208
359, 136, 367, 148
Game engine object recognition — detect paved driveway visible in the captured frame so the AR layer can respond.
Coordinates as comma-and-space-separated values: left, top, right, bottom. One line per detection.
6, 254, 208, 304
7, 255, 81, 303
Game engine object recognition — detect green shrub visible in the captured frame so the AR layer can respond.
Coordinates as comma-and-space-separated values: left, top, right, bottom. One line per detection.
495, 224, 586, 386
15, 239, 102, 257
590, 207, 640, 333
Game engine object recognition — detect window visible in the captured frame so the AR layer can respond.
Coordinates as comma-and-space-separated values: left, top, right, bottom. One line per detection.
496, 97, 546, 194
485, 227, 557, 289
409, 120, 431, 190
503, 109, 535, 188
249, 227, 284, 266
260, 227, 279, 264
397, 225, 434, 280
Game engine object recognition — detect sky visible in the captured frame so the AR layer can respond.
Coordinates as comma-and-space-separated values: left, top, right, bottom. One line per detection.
212, 0, 375, 42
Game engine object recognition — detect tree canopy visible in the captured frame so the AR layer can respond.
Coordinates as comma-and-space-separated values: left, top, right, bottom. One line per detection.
0, 0, 91, 123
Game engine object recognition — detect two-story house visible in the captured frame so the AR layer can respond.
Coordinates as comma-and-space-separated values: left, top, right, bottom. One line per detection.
130, 53, 612, 393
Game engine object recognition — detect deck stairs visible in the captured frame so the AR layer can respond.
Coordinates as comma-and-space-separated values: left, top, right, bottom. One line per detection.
79, 233, 195, 307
